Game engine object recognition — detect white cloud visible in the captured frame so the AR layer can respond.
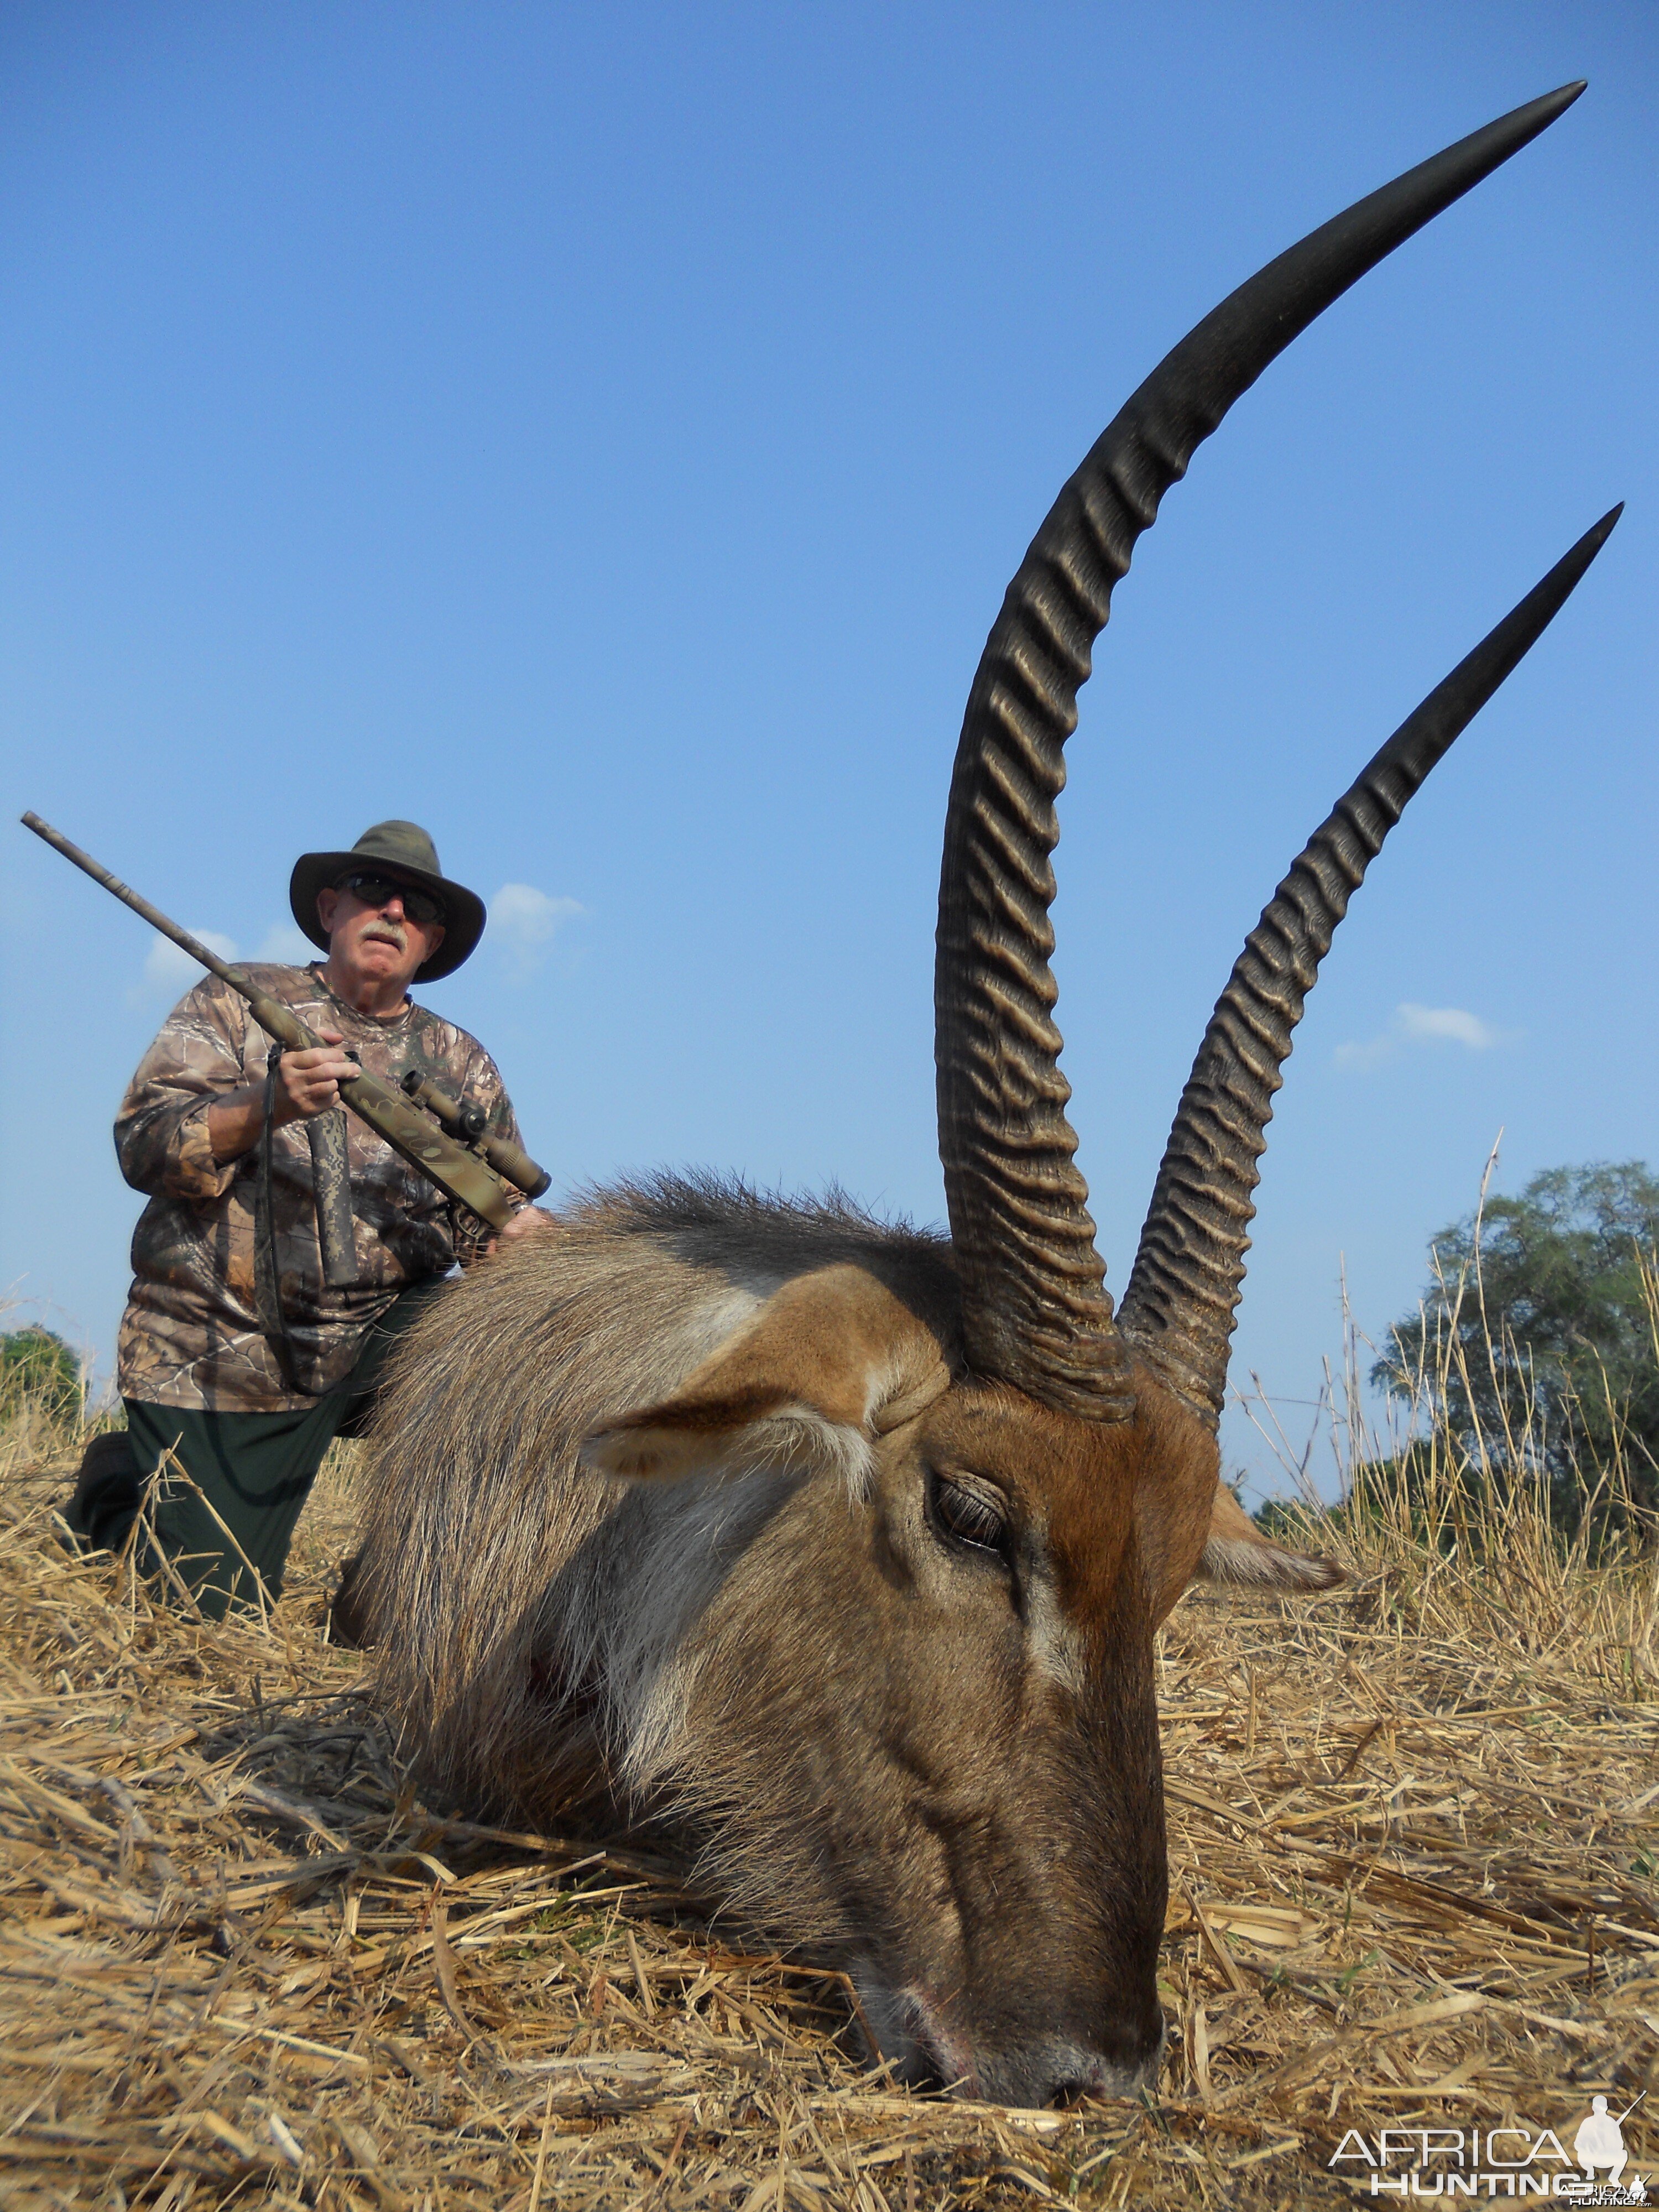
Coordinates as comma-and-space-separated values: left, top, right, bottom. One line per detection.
142, 928, 237, 994
1394, 1003, 1504, 1050
491, 883, 585, 969
1335, 1001, 1521, 1070
257, 922, 316, 964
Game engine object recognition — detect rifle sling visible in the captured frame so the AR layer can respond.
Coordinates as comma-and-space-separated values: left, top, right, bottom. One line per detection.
254, 1046, 331, 1400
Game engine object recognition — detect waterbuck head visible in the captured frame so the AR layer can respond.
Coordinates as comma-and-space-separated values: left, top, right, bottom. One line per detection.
575, 84, 1616, 2105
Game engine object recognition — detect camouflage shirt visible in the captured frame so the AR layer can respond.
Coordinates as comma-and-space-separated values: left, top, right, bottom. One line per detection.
116, 964, 527, 1412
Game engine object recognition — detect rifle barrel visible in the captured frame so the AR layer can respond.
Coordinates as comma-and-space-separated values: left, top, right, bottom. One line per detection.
23, 812, 249, 991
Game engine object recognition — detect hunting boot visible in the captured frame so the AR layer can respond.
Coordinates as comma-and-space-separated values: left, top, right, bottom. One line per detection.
62, 1429, 142, 1555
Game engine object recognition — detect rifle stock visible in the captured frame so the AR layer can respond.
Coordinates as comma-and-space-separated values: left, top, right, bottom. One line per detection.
23, 811, 524, 1232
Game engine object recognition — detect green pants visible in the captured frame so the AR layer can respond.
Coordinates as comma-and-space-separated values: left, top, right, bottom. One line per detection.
70, 1282, 445, 1620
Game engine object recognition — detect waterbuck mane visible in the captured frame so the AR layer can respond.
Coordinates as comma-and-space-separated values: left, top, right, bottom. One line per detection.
565, 1168, 953, 1274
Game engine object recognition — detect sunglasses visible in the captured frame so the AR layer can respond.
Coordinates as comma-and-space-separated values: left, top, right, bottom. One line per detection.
337, 873, 447, 927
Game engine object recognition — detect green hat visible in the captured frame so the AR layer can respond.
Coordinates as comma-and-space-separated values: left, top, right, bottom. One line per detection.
289, 821, 486, 984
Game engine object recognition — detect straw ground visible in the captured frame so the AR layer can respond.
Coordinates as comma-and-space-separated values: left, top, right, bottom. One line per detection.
1, 1292, 1656, 2209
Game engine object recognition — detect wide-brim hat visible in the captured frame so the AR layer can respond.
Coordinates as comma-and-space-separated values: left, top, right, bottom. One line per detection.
289, 821, 486, 984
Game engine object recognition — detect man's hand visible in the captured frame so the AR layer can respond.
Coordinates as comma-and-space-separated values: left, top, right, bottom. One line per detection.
268, 1032, 356, 1125
483, 1205, 559, 1256
206, 1030, 357, 1161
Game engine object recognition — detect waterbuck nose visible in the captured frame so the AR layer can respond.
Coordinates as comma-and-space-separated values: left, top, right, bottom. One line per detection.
979, 2007, 1165, 2109
1047, 1997, 1168, 2106
861, 1974, 1166, 2106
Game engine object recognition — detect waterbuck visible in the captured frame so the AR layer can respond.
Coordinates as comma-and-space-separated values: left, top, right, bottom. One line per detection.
349, 85, 1618, 2105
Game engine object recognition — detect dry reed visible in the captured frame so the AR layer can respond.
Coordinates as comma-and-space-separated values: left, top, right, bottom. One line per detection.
2, 1270, 1656, 2207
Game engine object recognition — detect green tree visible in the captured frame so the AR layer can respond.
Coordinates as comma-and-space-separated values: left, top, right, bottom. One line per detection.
0, 1325, 84, 1425
1373, 1162, 1659, 1542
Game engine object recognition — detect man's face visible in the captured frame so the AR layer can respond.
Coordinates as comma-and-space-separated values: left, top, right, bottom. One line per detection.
316, 874, 447, 997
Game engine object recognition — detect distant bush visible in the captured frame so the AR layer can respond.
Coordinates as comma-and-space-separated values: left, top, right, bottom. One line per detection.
0, 1327, 84, 1426
1372, 1162, 1659, 1551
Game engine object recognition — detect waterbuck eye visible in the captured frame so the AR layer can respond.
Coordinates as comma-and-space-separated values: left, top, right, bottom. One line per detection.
928, 1469, 1009, 1557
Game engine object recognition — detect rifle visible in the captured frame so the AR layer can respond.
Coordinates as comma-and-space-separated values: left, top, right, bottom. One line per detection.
23, 814, 552, 1268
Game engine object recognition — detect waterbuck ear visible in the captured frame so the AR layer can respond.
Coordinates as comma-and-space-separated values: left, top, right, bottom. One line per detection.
1193, 1481, 1346, 1593
580, 1265, 951, 1486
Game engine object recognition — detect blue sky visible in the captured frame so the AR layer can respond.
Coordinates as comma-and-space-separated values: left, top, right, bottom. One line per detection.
2, 3, 1653, 1498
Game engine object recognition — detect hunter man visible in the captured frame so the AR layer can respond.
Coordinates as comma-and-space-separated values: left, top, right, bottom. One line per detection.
69, 821, 550, 1615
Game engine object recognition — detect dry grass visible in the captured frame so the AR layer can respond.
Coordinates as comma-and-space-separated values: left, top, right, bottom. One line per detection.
2, 1361, 1657, 2208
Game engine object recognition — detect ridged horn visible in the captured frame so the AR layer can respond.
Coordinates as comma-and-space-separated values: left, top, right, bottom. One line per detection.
933, 81, 1585, 1420
1119, 506, 1623, 1427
